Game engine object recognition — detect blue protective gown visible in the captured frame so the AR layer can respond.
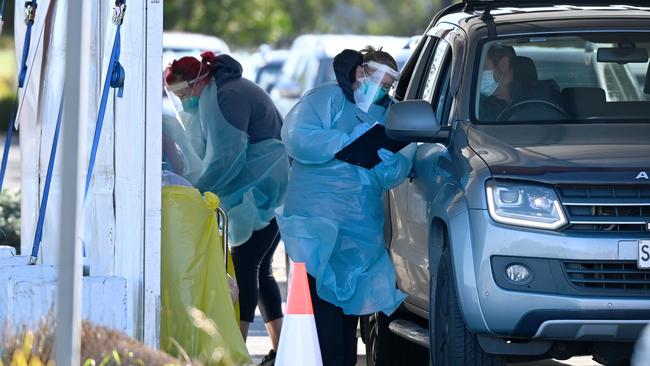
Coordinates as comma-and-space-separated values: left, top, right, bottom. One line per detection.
276, 83, 414, 316
163, 76, 289, 246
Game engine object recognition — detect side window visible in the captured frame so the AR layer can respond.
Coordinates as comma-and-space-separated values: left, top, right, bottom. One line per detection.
417, 38, 453, 125
434, 60, 453, 124
419, 40, 450, 101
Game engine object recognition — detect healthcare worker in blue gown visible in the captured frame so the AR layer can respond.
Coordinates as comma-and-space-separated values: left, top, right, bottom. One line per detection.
276, 46, 416, 366
163, 51, 289, 366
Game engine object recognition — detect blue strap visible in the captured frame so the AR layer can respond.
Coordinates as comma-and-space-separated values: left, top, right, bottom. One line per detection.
0, 1, 38, 193
84, 1, 126, 199
29, 0, 126, 263
29, 98, 63, 262
19, 1, 37, 88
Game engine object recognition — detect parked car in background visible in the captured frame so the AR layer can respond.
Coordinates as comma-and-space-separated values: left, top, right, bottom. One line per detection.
162, 31, 230, 70
254, 49, 290, 93
270, 34, 410, 116
361, 1, 650, 365
395, 36, 421, 71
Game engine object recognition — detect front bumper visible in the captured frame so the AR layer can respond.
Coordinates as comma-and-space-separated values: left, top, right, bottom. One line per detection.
455, 210, 650, 341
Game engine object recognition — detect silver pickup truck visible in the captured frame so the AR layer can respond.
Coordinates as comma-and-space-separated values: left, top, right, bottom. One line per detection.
360, 1, 650, 365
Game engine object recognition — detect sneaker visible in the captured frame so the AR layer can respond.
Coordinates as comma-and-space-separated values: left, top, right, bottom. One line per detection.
258, 349, 276, 366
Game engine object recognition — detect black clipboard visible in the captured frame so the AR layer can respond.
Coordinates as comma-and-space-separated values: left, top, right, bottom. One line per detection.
335, 124, 409, 169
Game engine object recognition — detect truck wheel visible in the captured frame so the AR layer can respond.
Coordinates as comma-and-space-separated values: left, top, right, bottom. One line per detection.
432, 249, 504, 366
365, 312, 426, 366
365, 312, 399, 366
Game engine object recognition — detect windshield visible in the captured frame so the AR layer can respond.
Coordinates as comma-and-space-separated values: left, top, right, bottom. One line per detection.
475, 34, 650, 123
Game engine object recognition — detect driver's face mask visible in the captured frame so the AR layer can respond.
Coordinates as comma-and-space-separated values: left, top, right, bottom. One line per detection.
353, 61, 400, 113
480, 64, 503, 96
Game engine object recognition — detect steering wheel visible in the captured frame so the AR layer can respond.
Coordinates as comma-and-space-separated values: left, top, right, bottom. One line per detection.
496, 99, 568, 122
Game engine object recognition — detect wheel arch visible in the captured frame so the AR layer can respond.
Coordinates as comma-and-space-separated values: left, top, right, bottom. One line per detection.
428, 185, 491, 336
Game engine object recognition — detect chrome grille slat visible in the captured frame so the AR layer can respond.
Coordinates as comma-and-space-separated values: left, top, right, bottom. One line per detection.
557, 185, 650, 233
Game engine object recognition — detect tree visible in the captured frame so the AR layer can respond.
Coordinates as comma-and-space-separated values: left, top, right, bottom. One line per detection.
163, 0, 452, 48
163, 0, 292, 47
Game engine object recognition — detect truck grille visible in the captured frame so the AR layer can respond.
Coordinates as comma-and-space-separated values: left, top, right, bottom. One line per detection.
563, 260, 650, 293
556, 185, 650, 233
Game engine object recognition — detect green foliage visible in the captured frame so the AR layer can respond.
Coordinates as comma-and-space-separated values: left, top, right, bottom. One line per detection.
164, 0, 293, 47
0, 190, 20, 254
0, 38, 17, 133
164, 0, 455, 48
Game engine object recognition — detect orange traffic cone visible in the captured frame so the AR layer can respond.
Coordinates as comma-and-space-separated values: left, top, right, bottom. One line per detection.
275, 262, 323, 366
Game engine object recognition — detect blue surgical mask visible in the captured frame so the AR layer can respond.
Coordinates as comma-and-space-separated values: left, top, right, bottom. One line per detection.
354, 78, 383, 113
181, 96, 199, 111
374, 88, 387, 103
480, 70, 499, 96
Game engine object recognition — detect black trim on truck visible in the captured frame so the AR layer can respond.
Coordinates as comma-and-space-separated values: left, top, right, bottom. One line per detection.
512, 309, 650, 338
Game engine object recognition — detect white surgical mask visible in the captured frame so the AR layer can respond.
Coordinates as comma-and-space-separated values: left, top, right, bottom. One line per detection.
480, 70, 499, 96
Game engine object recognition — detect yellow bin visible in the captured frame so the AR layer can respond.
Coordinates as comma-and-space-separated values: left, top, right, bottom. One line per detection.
161, 186, 250, 365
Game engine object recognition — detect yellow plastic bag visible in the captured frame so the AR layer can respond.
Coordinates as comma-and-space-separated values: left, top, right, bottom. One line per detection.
161, 186, 251, 365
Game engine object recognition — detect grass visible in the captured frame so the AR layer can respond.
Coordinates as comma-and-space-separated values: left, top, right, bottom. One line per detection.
0, 308, 252, 365
1, 319, 187, 366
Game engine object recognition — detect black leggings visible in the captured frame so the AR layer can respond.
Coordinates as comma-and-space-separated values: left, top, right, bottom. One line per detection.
231, 219, 283, 323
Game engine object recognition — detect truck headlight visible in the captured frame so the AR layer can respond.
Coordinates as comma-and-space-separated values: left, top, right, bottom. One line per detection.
486, 180, 567, 230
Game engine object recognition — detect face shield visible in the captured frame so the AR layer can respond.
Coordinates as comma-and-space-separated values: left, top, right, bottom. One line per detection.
354, 61, 400, 113
163, 63, 210, 124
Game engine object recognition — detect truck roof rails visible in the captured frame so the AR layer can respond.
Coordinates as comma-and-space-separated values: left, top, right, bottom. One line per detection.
462, 0, 649, 7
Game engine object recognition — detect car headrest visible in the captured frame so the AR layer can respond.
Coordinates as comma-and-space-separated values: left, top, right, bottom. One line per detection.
562, 87, 606, 116
511, 56, 538, 82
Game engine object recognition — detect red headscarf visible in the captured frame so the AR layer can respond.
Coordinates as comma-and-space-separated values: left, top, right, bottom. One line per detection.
164, 51, 218, 85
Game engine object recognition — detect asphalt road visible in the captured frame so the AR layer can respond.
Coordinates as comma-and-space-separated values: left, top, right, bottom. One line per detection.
246, 244, 602, 366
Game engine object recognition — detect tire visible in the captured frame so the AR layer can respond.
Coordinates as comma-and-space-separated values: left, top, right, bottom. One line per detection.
432, 248, 504, 366
365, 312, 427, 366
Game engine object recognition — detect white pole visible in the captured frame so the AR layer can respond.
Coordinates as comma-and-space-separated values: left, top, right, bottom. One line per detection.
144, 0, 163, 348
54, 0, 90, 364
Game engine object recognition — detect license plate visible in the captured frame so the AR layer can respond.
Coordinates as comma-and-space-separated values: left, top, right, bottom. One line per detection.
639, 240, 650, 269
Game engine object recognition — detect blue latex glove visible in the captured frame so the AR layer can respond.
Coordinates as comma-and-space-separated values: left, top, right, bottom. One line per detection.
374, 148, 413, 191
344, 121, 374, 147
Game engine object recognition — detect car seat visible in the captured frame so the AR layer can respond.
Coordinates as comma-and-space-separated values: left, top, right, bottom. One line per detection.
511, 55, 562, 105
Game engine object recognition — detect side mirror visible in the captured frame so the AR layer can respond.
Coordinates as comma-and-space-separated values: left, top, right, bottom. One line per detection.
276, 80, 302, 99
386, 100, 448, 143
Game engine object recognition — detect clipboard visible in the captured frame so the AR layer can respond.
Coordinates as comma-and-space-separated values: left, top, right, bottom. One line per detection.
335, 123, 409, 169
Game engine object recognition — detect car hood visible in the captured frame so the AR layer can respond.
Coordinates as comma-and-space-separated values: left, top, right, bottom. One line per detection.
467, 123, 650, 184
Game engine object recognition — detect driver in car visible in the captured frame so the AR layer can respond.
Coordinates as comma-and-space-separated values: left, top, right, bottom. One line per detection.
479, 45, 516, 121
479, 44, 563, 121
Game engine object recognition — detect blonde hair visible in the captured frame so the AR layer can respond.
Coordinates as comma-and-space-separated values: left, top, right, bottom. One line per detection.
360, 45, 398, 72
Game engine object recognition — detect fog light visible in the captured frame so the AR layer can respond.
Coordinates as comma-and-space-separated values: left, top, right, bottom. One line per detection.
506, 264, 531, 283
